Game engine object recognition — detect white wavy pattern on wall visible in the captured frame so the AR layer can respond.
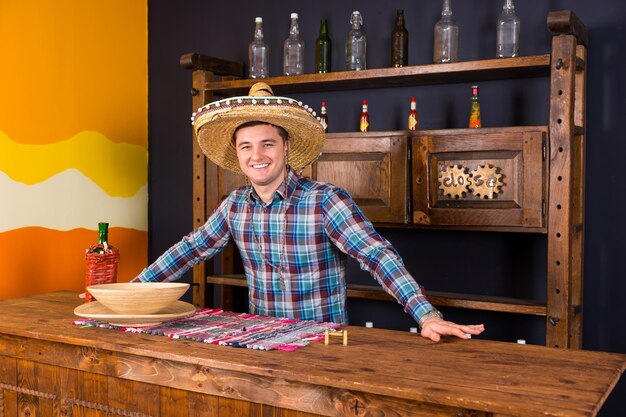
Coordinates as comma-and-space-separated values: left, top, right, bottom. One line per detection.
0, 169, 147, 233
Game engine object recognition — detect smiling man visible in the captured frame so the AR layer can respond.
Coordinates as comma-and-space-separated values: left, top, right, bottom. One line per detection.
234, 122, 290, 202
134, 83, 484, 342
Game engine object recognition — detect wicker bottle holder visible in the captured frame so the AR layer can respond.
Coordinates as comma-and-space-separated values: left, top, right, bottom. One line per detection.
84, 245, 120, 302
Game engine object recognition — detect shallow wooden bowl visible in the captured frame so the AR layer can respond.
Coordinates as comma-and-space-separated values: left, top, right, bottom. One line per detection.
86, 282, 190, 315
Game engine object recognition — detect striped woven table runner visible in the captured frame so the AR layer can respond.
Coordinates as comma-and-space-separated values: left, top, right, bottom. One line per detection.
74, 308, 340, 351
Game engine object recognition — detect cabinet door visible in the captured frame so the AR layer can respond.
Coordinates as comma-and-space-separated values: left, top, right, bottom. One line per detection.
318, 133, 409, 223
411, 127, 546, 228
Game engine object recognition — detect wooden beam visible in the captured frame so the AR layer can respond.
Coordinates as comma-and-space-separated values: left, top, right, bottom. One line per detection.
547, 10, 588, 46
206, 276, 547, 316
179, 53, 244, 77
197, 55, 550, 96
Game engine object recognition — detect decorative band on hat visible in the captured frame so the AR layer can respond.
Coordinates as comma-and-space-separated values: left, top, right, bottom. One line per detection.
191, 97, 318, 125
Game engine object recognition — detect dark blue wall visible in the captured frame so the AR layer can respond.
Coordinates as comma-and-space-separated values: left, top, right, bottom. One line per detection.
148, 1, 626, 414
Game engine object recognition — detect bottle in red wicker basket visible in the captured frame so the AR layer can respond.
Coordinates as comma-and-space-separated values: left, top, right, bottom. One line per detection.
90, 222, 109, 254
85, 222, 119, 302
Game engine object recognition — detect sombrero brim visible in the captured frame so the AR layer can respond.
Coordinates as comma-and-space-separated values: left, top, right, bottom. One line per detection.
193, 95, 325, 174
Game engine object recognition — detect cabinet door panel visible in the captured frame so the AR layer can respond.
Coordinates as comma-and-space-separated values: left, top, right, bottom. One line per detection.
216, 168, 246, 202
412, 127, 546, 228
319, 133, 409, 223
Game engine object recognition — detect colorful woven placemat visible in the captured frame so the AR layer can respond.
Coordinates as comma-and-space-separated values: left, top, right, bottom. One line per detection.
73, 308, 340, 351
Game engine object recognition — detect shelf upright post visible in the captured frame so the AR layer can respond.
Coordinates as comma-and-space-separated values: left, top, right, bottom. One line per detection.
546, 11, 587, 348
180, 54, 245, 309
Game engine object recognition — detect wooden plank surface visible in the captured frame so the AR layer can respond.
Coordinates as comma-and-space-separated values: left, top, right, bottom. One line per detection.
197, 55, 551, 96
0, 291, 623, 417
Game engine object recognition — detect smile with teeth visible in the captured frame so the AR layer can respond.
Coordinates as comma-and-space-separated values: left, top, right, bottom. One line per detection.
252, 163, 269, 169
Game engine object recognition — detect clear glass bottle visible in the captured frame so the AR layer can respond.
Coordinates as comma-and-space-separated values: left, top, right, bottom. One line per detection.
433, 0, 459, 63
359, 99, 369, 132
391, 9, 409, 67
284, 13, 304, 75
249, 17, 269, 78
469, 85, 482, 128
496, 0, 520, 58
345, 11, 367, 71
316, 19, 331, 73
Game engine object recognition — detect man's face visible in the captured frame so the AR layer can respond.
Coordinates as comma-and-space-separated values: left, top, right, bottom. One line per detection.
235, 123, 290, 194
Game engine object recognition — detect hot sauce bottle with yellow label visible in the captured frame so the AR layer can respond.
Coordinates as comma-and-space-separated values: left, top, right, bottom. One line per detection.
469, 85, 482, 128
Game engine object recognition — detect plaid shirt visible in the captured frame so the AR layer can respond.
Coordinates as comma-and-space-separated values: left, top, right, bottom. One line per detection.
137, 169, 433, 324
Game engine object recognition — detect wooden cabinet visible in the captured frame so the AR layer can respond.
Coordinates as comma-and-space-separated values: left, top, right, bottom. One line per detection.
412, 127, 546, 229
319, 133, 410, 224
181, 10, 587, 348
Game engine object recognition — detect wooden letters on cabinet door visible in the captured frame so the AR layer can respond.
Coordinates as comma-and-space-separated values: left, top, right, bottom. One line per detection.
412, 127, 547, 228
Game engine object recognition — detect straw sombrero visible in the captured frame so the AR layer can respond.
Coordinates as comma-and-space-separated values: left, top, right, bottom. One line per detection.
192, 82, 325, 174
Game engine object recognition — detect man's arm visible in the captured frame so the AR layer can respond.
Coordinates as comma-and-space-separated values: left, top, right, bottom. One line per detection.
134, 199, 233, 283
322, 187, 484, 341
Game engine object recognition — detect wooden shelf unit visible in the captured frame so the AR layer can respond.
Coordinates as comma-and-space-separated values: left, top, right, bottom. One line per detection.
181, 10, 587, 348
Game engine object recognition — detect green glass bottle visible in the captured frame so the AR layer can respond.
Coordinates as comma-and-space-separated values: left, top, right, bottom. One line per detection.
90, 222, 109, 254
315, 19, 331, 73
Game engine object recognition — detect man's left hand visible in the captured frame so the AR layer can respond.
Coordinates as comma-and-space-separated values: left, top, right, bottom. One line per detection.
420, 317, 485, 342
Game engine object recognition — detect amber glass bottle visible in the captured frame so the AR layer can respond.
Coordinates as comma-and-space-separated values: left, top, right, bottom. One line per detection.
391, 9, 408, 67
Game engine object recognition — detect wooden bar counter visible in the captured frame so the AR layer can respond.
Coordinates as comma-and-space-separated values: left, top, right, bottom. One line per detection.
0, 291, 623, 417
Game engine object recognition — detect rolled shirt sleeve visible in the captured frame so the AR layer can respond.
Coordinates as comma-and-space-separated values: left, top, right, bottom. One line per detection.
322, 187, 434, 323
134, 198, 233, 283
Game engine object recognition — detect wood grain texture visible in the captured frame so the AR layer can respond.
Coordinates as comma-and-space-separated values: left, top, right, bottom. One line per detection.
205, 275, 547, 315
547, 11, 588, 46
191, 55, 550, 96
192, 68, 213, 310
180, 53, 244, 77
0, 292, 623, 417
411, 127, 547, 228
547, 33, 581, 349
319, 133, 409, 223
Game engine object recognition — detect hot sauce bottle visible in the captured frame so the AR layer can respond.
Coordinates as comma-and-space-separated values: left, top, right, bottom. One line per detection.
319, 101, 328, 132
359, 99, 369, 132
469, 85, 482, 128
408, 97, 418, 130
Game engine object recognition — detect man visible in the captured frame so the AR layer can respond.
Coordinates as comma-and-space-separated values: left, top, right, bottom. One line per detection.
135, 83, 484, 342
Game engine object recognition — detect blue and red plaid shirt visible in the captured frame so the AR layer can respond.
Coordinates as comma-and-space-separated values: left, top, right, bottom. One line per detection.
136, 169, 433, 324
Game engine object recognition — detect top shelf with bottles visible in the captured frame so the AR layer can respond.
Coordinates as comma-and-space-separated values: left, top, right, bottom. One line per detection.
181, 54, 551, 98
181, 10, 587, 99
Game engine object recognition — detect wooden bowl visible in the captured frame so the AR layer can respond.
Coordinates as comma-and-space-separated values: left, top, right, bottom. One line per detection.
86, 282, 190, 315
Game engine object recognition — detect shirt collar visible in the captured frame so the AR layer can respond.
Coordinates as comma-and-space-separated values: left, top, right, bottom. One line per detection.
248, 166, 299, 205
